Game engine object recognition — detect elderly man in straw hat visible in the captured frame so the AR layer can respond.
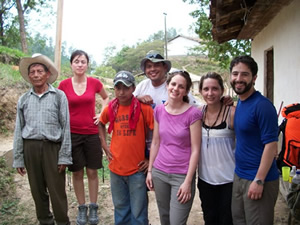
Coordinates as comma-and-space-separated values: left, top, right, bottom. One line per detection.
13, 54, 72, 225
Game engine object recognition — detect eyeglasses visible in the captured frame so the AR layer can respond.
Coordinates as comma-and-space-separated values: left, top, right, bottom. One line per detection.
29, 69, 46, 76
146, 53, 164, 59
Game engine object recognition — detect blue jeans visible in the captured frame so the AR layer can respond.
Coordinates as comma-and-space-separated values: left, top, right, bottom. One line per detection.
110, 171, 148, 225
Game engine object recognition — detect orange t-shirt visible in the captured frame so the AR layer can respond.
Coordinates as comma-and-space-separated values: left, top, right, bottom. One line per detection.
100, 102, 154, 176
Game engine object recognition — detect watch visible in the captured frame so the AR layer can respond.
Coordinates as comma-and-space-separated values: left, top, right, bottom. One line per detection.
254, 178, 264, 185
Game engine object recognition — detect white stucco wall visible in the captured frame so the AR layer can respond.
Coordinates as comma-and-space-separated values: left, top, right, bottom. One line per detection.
168, 37, 200, 56
251, 0, 300, 115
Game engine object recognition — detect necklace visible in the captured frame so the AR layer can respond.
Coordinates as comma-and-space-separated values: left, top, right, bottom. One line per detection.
203, 104, 223, 149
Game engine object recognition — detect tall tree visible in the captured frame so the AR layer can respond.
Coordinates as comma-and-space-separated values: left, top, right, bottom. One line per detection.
15, 0, 27, 52
14, 0, 54, 53
102, 46, 117, 65
183, 0, 251, 69
0, 0, 15, 46
2, 19, 20, 48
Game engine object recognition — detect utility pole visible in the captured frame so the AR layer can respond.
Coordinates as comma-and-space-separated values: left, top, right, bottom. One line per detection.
54, 0, 64, 76
163, 12, 168, 59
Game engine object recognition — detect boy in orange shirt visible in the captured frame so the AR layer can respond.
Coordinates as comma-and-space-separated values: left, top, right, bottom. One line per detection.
99, 71, 154, 225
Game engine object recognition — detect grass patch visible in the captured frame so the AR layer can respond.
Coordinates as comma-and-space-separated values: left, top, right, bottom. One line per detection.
0, 46, 27, 59
0, 157, 14, 198
0, 125, 9, 136
0, 46, 27, 66
0, 63, 30, 89
99, 157, 110, 182
0, 199, 32, 225
0, 156, 32, 224
0, 63, 22, 83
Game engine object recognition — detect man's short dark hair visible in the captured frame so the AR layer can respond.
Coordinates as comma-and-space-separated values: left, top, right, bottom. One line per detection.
28, 63, 49, 74
230, 55, 258, 76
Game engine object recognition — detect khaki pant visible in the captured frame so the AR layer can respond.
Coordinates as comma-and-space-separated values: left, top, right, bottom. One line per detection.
24, 139, 69, 225
152, 167, 195, 225
231, 173, 279, 225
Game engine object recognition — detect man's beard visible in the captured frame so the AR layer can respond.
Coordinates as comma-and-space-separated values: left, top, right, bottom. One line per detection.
230, 80, 253, 95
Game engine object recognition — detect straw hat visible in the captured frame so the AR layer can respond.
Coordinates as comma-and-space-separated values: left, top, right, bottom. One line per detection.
19, 53, 58, 84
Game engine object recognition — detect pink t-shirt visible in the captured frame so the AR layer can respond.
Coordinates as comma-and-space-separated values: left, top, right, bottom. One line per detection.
58, 77, 103, 134
153, 104, 202, 174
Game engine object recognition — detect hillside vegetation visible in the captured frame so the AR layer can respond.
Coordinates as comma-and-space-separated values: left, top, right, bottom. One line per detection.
0, 49, 228, 136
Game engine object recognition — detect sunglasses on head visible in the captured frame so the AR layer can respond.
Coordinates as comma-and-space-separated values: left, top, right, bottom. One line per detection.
169, 70, 190, 76
146, 53, 164, 59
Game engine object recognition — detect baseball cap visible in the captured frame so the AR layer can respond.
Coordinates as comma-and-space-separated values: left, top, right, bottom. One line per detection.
113, 71, 135, 87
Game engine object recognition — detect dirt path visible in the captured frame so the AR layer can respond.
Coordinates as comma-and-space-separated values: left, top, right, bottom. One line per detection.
0, 136, 291, 224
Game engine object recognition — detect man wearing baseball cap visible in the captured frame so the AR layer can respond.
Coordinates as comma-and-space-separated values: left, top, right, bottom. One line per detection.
99, 71, 154, 225
13, 54, 72, 225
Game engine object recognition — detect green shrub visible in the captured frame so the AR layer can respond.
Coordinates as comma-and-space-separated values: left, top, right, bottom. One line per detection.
0, 46, 27, 65
0, 157, 30, 225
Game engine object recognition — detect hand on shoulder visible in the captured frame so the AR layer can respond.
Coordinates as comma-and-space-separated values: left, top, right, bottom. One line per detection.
137, 95, 154, 105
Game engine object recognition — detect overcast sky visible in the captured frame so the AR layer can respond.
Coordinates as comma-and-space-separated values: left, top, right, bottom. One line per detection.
30, 0, 199, 64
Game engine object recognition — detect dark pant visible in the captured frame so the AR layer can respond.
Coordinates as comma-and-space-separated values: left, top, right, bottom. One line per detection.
24, 139, 69, 225
198, 177, 233, 225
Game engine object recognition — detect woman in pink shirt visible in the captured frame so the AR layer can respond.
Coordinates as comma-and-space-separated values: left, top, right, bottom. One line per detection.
58, 50, 109, 225
146, 70, 202, 225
